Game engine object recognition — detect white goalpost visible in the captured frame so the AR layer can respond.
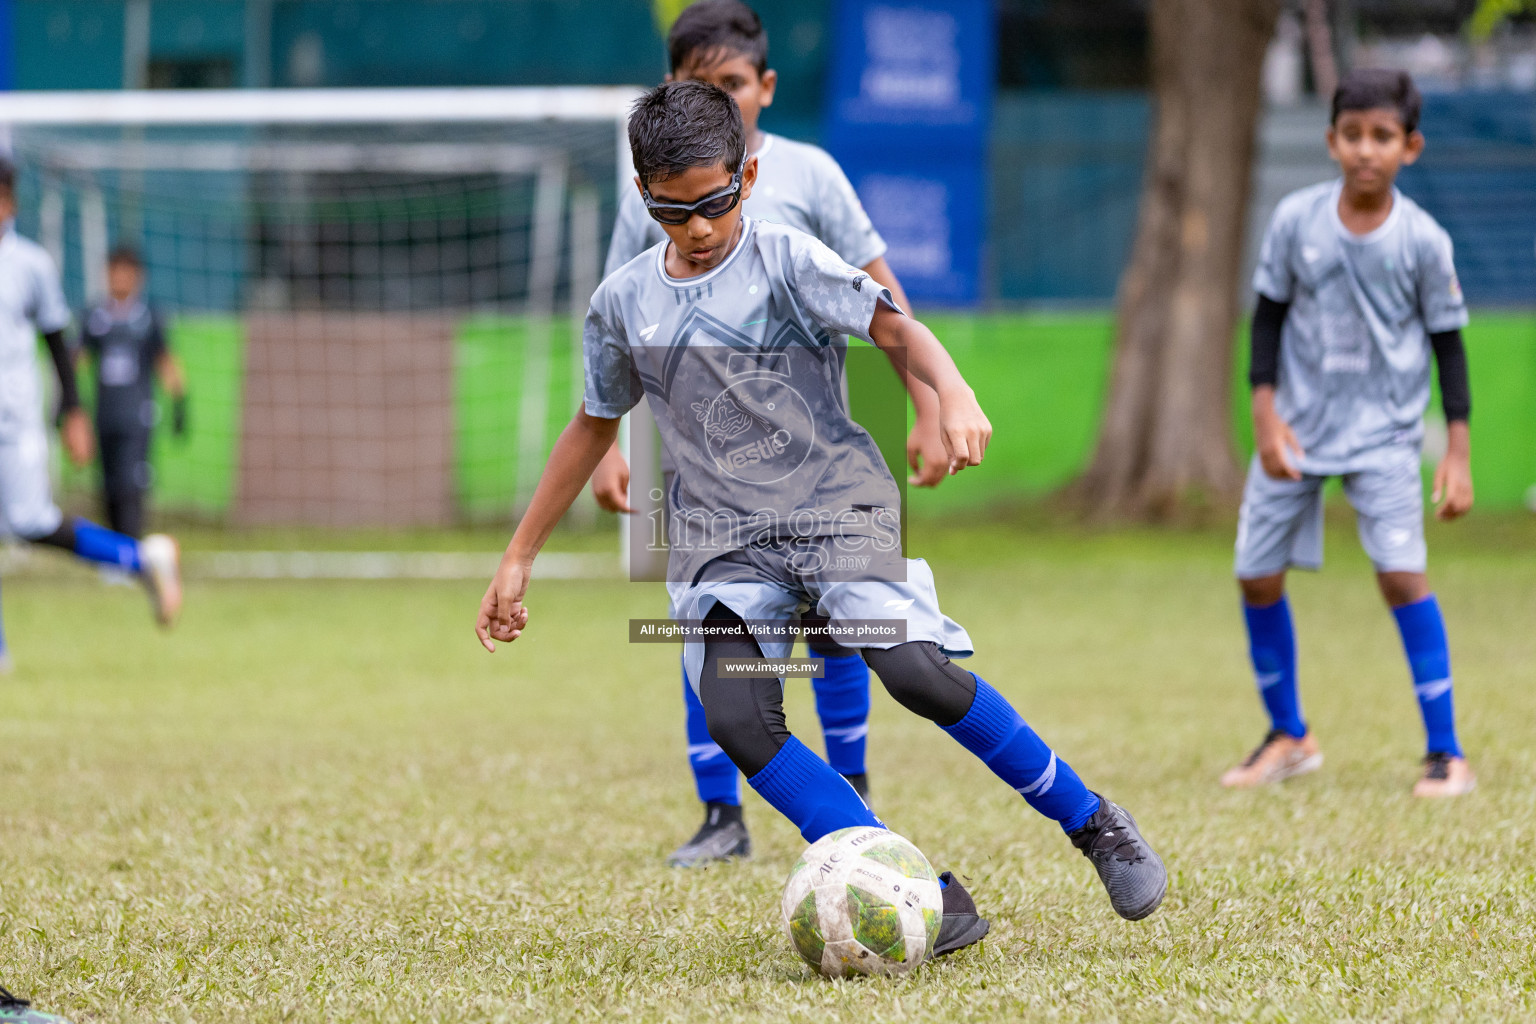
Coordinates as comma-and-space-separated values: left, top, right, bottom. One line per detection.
0, 87, 646, 576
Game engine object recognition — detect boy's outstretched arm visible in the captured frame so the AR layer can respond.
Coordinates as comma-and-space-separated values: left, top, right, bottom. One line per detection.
477, 410, 622, 651
867, 306, 990, 476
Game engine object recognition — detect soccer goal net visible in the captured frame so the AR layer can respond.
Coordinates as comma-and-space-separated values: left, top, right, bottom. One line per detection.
0, 87, 637, 530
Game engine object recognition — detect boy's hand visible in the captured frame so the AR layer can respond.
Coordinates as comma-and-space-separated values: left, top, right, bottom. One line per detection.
1253, 387, 1303, 481
1256, 418, 1304, 480
477, 556, 532, 652
906, 411, 947, 487
61, 408, 93, 467
1432, 422, 1473, 521
936, 386, 991, 475
591, 442, 634, 513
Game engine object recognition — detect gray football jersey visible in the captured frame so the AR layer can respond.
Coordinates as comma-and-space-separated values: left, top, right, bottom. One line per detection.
605, 133, 887, 277
585, 217, 903, 585
1253, 180, 1468, 473
0, 227, 70, 418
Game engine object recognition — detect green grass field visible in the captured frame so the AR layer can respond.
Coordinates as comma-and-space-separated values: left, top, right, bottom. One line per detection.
3, 515, 1536, 1022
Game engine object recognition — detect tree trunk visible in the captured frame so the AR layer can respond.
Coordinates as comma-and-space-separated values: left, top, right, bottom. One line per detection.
1074, 0, 1283, 521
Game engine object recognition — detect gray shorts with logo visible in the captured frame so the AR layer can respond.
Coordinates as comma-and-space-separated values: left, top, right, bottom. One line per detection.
1234, 448, 1427, 578
669, 545, 975, 695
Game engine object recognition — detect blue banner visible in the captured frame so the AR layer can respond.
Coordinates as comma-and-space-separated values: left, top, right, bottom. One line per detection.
0, 0, 12, 91
825, 0, 992, 143
824, 0, 993, 304
848, 159, 985, 306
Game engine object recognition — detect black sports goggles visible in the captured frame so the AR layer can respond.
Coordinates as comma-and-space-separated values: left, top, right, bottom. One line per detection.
641, 159, 746, 225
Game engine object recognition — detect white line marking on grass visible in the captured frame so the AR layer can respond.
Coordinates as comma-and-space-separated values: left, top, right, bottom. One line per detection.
185, 551, 617, 581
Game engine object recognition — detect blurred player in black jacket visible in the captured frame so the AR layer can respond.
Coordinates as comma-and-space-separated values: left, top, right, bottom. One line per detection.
79, 246, 186, 538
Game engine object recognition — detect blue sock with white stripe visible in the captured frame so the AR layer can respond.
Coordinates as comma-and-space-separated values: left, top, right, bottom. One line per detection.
682, 663, 740, 806
1392, 596, 1462, 757
1243, 597, 1305, 738
71, 518, 141, 572
941, 676, 1100, 833
812, 653, 870, 776
747, 735, 881, 842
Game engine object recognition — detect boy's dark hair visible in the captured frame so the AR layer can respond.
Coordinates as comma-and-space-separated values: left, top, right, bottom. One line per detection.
1331, 68, 1422, 134
628, 80, 746, 188
108, 244, 143, 269
668, 0, 768, 75
0, 157, 14, 201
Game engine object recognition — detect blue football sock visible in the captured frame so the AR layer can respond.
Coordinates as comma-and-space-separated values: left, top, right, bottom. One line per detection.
812, 653, 870, 776
942, 677, 1100, 833
682, 663, 740, 806
71, 518, 141, 572
1392, 596, 1462, 757
747, 735, 881, 843
1243, 597, 1305, 738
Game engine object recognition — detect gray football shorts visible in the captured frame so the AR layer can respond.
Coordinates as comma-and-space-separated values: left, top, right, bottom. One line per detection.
0, 405, 64, 539
669, 544, 975, 695
1234, 448, 1427, 578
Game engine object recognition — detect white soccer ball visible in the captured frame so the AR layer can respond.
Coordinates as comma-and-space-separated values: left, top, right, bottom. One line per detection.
780, 826, 944, 977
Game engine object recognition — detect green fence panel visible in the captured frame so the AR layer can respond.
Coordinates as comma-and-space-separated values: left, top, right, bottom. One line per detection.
913, 310, 1535, 512
151, 316, 245, 517
454, 315, 582, 522
903, 313, 1116, 513
1461, 313, 1536, 508
114, 310, 1536, 522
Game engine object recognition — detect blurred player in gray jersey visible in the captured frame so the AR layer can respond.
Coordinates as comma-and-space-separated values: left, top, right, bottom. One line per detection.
0, 159, 181, 634
1223, 69, 1475, 797
592, 1, 948, 868
80, 245, 187, 539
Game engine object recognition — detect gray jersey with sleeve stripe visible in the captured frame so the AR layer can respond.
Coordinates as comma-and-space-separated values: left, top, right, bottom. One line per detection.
585, 217, 903, 586
1252, 180, 1468, 474
605, 133, 887, 278
0, 226, 71, 421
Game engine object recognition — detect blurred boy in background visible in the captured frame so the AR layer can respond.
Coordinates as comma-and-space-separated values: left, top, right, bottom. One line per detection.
79, 245, 186, 539
1225, 69, 1475, 797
